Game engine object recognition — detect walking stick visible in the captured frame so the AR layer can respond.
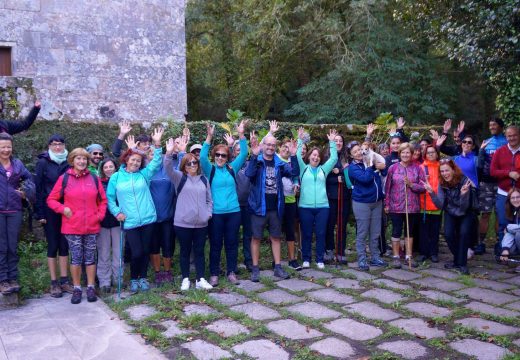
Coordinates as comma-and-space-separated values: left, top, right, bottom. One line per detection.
404, 176, 411, 270
118, 222, 124, 300
335, 181, 342, 267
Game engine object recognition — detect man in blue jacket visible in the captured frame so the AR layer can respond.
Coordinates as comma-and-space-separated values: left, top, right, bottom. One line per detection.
245, 135, 299, 282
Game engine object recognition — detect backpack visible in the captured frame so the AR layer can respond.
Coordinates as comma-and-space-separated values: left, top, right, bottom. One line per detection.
176, 174, 208, 199
209, 164, 237, 186
60, 172, 101, 202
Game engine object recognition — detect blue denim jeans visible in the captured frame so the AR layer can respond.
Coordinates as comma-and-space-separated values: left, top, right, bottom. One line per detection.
299, 207, 329, 263
210, 211, 241, 276
240, 205, 252, 264
496, 193, 507, 242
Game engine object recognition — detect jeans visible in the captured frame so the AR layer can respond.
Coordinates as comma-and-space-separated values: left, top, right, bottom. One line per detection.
210, 212, 241, 276
444, 212, 474, 267
0, 211, 23, 282
240, 205, 252, 264
352, 201, 382, 263
175, 226, 207, 280
419, 213, 441, 258
325, 193, 351, 253
299, 207, 329, 263
496, 194, 507, 242
125, 224, 154, 279
97, 226, 122, 287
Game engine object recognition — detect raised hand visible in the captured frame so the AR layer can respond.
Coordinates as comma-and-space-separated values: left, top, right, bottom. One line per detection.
298, 127, 305, 140
287, 139, 297, 156
183, 126, 191, 143
34, 100, 41, 108
177, 136, 188, 153
429, 129, 439, 141
118, 120, 132, 138
125, 134, 136, 149
396, 117, 405, 129
366, 123, 377, 137
251, 138, 261, 156
151, 127, 164, 146
327, 129, 338, 142
224, 133, 235, 147
165, 138, 175, 154
236, 120, 246, 137
436, 134, 447, 147
206, 123, 215, 142
454, 121, 465, 138
443, 119, 452, 134
269, 120, 279, 134
481, 139, 490, 150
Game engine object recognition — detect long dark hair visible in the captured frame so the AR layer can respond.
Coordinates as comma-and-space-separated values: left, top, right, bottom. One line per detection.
324, 133, 347, 165
506, 188, 520, 220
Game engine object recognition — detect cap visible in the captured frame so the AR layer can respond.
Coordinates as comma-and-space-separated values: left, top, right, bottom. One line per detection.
190, 144, 202, 153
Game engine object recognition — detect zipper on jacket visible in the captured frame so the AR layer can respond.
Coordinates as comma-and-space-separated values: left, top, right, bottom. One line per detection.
132, 173, 142, 225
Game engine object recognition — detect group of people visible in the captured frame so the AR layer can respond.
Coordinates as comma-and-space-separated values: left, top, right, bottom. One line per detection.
0, 103, 518, 304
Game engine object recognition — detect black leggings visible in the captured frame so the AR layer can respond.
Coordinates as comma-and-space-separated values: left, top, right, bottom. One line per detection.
150, 219, 175, 258
175, 226, 207, 280
389, 213, 419, 238
44, 206, 68, 257
125, 223, 154, 279
325, 192, 351, 252
282, 202, 297, 242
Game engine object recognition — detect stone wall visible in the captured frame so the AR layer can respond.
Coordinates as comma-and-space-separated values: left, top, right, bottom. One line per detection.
0, 0, 187, 122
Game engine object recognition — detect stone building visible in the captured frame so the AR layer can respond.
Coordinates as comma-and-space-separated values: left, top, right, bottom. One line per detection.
0, 0, 187, 123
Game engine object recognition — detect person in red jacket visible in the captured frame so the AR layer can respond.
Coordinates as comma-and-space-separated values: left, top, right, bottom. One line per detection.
491, 126, 520, 244
47, 148, 107, 304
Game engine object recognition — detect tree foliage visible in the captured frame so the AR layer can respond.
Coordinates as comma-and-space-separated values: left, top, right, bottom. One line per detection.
394, 0, 520, 122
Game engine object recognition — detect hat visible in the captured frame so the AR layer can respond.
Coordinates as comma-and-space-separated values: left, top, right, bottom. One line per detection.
190, 144, 202, 153
48, 134, 65, 145
86, 144, 104, 153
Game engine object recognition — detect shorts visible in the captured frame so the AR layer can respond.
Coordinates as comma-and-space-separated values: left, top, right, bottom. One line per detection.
389, 213, 419, 239
478, 182, 497, 213
251, 210, 282, 239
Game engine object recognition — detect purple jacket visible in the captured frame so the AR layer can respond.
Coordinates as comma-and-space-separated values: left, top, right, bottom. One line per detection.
0, 158, 35, 212
384, 162, 426, 213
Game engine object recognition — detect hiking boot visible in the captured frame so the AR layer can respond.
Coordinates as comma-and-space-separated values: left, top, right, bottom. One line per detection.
60, 281, 74, 294
288, 260, 302, 271
458, 266, 470, 275
405, 257, 418, 268
87, 287, 97, 302
323, 250, 334, 262
209, 276, 219, 287
431, 255, 439, 263
139, 278, 150, 292
369, 258, 388, 267
71, 288, 82, 304
392, 257, 402, 269
196, 278, 213, 290
0, 281, 12, 295
273, 265, 290, 279
251, 266, 260, 282
164, 271, 174, 284
227, 272, 240, 285
8, 279, 21, 293
358, 261, 370, 272
129, 279, 139, 294
50, 283, 62, 298
155, 271, 164, 287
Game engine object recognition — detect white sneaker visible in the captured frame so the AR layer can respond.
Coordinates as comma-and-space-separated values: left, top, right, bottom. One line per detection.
196, 278, 213, 290
317, 262, 325, 269
467, 248, 475, 260
302, 261, 310, 269
180, 277, 190, 291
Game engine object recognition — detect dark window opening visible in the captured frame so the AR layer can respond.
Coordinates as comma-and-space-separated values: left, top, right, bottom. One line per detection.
0, 47, 12, 76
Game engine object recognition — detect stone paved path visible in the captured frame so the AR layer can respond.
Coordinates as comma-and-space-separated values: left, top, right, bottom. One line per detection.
3, 247, 520, 359
0, 294, 165, 360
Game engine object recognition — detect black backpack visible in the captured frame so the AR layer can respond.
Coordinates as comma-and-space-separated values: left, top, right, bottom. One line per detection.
174, 174, 208, 208
60, 172, 101, 202
209, 164, 237, 186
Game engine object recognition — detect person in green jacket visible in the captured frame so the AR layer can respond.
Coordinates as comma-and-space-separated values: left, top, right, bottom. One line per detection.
200, 121, 248, 286
297, 127, 338, 269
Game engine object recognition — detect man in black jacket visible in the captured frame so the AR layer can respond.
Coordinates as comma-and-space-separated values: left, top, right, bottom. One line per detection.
0, 100, 41, 134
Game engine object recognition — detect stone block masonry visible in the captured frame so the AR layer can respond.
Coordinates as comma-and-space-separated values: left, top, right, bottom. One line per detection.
0, 0, 187, 122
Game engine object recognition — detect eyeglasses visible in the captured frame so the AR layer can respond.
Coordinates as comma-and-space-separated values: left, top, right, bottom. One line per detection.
186, 161, 199, 166
461, 140, 473, 144
50, 142, 64, 147
92, 152, 104, 156
215, 153, 228, 159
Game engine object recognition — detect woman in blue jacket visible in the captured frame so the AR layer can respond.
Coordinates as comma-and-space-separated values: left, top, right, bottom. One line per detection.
106, 127, 164, 293
348, 144, 388, 271
0, 133, 35, 295
201, 121, 248, 286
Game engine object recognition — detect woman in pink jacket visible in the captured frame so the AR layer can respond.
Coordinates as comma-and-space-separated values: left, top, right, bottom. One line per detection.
384, 143, 426, 269
47, 148, 107, 304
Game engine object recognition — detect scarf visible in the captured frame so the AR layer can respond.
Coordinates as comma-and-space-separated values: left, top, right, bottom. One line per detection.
49, 149, 68, 164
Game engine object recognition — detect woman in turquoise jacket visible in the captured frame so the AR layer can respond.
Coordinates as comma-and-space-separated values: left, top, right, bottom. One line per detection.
106, 127, 164, 293
297, 127, 338, 269
200, 121, 248, 286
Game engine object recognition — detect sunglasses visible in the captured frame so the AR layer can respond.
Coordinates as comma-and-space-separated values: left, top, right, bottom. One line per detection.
461, 140, 473, 144
92, 152, 104, 156
215, 153, 228, 159
186, 161, 199, 166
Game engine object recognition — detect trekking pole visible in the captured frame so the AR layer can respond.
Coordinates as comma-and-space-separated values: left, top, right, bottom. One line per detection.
335, 181, 342, 267
118, 222, 124, 300
404, 178, 411, 270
